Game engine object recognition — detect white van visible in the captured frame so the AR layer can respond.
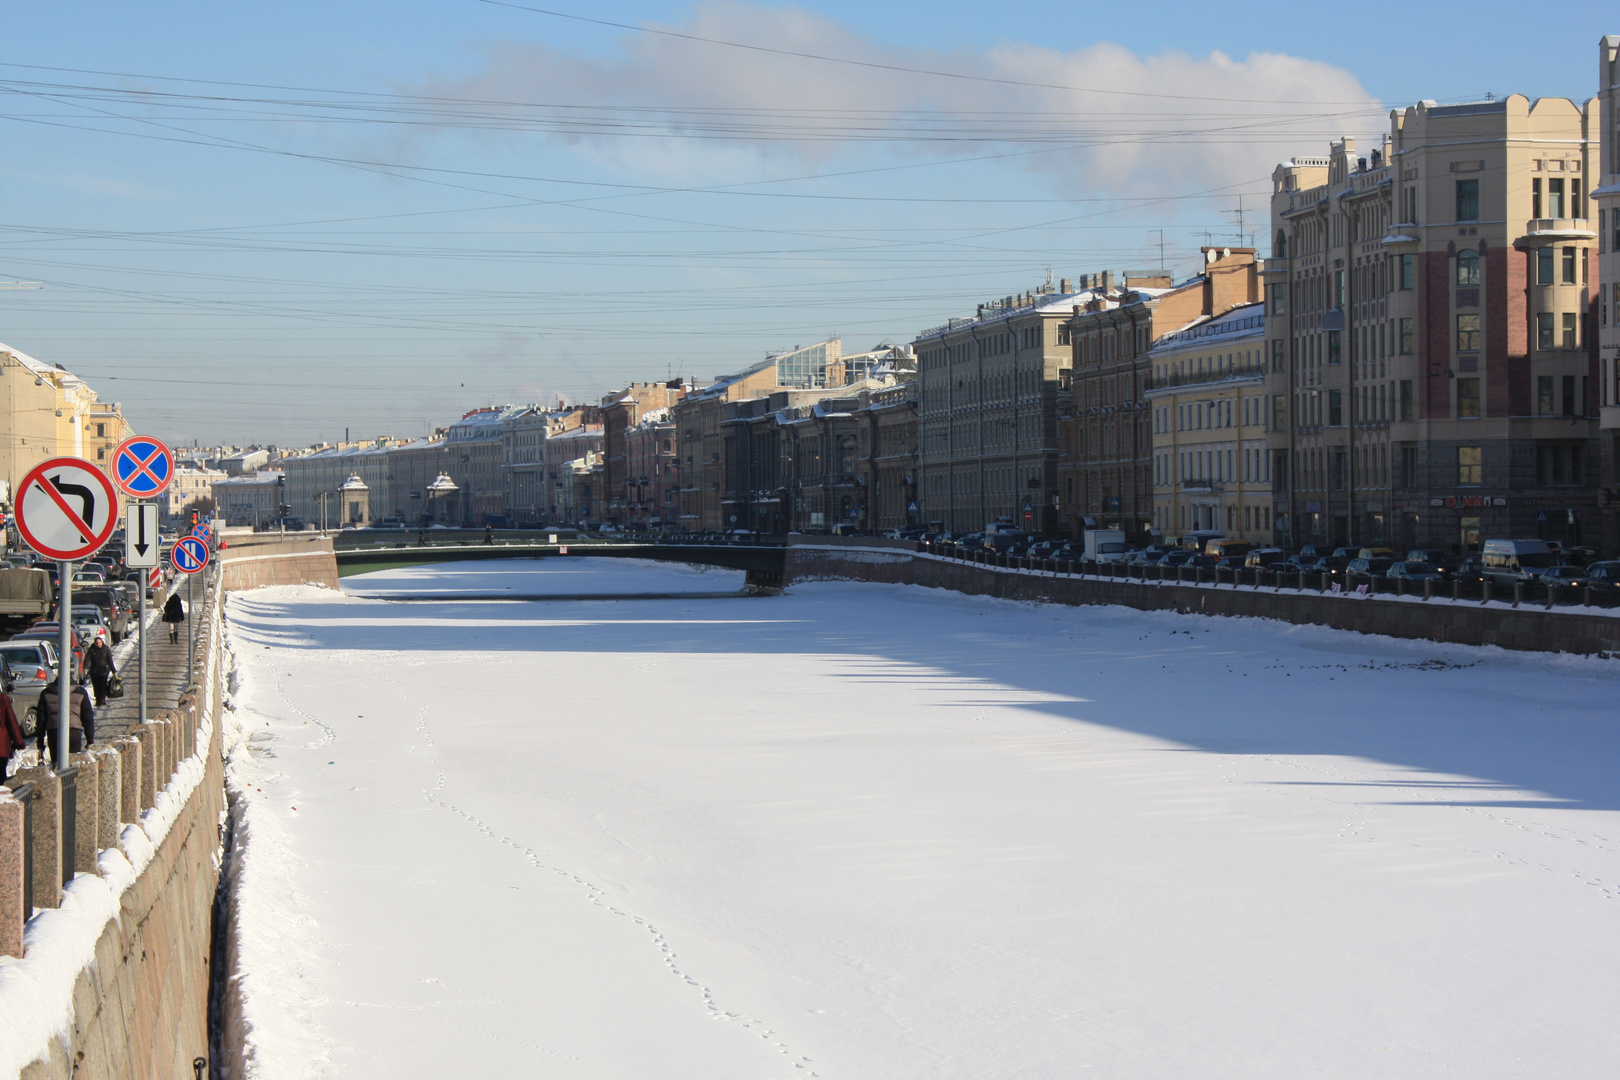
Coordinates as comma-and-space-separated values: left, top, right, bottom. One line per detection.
1480, 538, 1558, 587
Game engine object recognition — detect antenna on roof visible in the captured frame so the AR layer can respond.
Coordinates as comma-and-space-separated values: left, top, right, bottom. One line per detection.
1043, 267, 1054, 292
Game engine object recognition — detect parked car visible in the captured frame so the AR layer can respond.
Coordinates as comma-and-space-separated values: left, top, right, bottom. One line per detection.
1345, 557, 1397, 581
72, 566, 107, 585
1160, 549, 1197, 568
63, 586, 131, 642
1537, 565, 1592, 589
1406, 549, 1461, 576
1244, 548, 1291, 569
0, 640, 54, 735
1288, 554, 1325, 571
1356, 547, 1396, 560
1562, 546, 1600, 566
1579, 561, 1620, 594
11, 623, 89, 682
1386, 561, 1445, 584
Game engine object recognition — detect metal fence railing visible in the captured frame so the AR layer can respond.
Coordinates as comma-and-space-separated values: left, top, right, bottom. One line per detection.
916, 542, 1620, 612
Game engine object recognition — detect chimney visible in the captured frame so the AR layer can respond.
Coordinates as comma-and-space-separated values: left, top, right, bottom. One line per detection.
1060, 278, 1071, 293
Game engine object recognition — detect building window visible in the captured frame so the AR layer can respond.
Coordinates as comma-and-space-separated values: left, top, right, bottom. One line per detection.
1533, 178, 1542, 219
1548, 178, 1565, 219
1457, 377, 1481, 418
1328, 389, 1342, 426
97, 447, 106, 460
1270, 339, 1286, 372
1539, 375, 1556, 416
1456, 313, 1481, 353
1455, 179, 1479, 222
1563, 247, 1578, 284
1398, 318, 1413, 355
1333, 269, 1346, 309
1267, 282, 1287, 317
1399, 253, 1413, 290
1537, 312, 1555, 350
1562, 312, 1578, 349
1399, 380, 1413, 421
1272, 395, 1286, 433
1327, 330, 1341, 365
1563, 375, 1577, 416
1538, 247, 1555, 285
1402, 445, 1418, 488
1456, 249, 1480, 286
1457, 445, 1482, 485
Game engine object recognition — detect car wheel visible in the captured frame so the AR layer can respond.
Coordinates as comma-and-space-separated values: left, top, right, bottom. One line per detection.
22, 707, 37, 737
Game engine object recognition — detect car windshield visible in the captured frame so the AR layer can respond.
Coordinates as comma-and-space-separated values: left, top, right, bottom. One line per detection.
1516, 553, 1558, 568
0, 647, 42, 667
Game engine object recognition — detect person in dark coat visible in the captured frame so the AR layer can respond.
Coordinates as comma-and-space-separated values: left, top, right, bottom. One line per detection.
162, 592, 185, 643
0, 694, 25, 780
85, 637, 117, 706
36, 680, 94, 762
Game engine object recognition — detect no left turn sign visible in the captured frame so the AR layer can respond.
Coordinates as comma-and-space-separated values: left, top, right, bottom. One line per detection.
14, 456, 120, 561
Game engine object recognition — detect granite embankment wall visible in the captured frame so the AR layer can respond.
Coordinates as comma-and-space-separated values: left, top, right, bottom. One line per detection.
217, 534, 339, 591
783, 540, 1620, 656
1, 579, 226, 1080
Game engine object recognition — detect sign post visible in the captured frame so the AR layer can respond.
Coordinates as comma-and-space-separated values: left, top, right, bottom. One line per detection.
14, 457, 121, 770
113, 436, 173, 734
124, 503, 162, 727
170, 536, 209, 678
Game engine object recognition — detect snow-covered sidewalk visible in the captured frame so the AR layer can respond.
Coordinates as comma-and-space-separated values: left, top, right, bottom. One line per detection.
221, 561, 1620, 1078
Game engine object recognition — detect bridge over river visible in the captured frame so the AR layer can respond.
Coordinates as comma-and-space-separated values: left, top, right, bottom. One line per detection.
331, 532, 788, 588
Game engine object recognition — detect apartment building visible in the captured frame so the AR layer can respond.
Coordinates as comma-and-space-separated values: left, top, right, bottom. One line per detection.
722, 388, 839, 533
212, 470, 284, 530
1144, 303, 1272, 540
674, 357, 786, 532
1596, 36, 1620, 553
543, 424, 603, 522
0, 343, 131, 505
624, 409, 679, 529
1267, 95, 1599, 554
1061, 253, 1259, 540
601, 381, 690, 526
913, 282, 1087, 533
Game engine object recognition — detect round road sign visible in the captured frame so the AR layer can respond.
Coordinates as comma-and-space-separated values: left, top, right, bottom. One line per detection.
111, 435, 175, 499
192, 522, 213, 544
171, 535, 209, 575
14, 456, 121, 561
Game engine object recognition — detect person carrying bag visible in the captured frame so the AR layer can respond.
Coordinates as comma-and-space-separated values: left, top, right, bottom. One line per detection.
36, 680, 94, 761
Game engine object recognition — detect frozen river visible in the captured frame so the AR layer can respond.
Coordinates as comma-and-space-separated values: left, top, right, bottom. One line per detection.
224, 558, 1620, 1079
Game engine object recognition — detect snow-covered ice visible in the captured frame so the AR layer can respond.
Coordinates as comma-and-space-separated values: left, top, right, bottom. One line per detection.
222, 559, 1620, 1078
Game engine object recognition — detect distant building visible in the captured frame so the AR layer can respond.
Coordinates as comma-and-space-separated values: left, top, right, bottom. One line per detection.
1062, 252, 1260, 542
212, 470, 284, 530
167, 466, 226, 522
913, 281, 1096, 534
1145, 303, 1271, 540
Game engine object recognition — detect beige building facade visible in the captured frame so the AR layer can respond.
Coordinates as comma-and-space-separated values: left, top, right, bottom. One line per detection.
1145, 304, 1272, 541
1596, 36, 1620, 553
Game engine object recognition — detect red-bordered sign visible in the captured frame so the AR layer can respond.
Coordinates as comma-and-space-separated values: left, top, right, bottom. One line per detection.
111, 435, 175, 499
14, 456, 120, 561
171, 535, 209, 575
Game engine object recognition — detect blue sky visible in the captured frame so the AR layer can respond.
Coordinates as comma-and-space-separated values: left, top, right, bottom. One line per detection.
0, 1, 1613, 445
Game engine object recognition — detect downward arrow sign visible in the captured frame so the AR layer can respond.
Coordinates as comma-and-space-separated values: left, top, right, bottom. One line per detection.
134, 505, 149, 556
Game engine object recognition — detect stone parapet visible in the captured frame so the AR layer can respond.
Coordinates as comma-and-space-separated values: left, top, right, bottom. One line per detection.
784, 543, 1620, 657
219, 535, 339, 591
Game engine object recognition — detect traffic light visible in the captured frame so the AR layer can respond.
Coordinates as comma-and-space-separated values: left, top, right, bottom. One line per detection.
190, 509, 199, 526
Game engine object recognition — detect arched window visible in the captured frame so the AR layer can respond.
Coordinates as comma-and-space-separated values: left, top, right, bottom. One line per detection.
1456, 249, 1481, 286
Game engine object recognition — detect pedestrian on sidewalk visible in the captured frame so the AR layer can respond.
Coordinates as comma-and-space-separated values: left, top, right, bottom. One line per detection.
0, 692, 25, 780
86, 637, 117, 706
35, 679, 94, 759
163, 592, 185, 644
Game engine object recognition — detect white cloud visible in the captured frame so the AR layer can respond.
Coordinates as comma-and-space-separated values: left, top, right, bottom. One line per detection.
413, 2, 1385, 195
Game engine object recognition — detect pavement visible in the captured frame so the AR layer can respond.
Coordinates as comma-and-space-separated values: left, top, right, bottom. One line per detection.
93, 573, 207, 741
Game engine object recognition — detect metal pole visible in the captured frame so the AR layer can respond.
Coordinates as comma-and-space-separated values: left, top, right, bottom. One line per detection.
55, 560, 72, 772
138, 557, 147, 728
187, 571, 194, 677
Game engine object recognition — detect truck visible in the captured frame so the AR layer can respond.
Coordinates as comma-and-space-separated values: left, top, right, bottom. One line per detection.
0, 567, 52, 633
1083, 528, 1129, 563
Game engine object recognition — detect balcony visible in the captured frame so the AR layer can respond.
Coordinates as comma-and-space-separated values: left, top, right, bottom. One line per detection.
1521, 218, 1596, 241
1144, 362, 1266, 391
1179, 480, 1225, 494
